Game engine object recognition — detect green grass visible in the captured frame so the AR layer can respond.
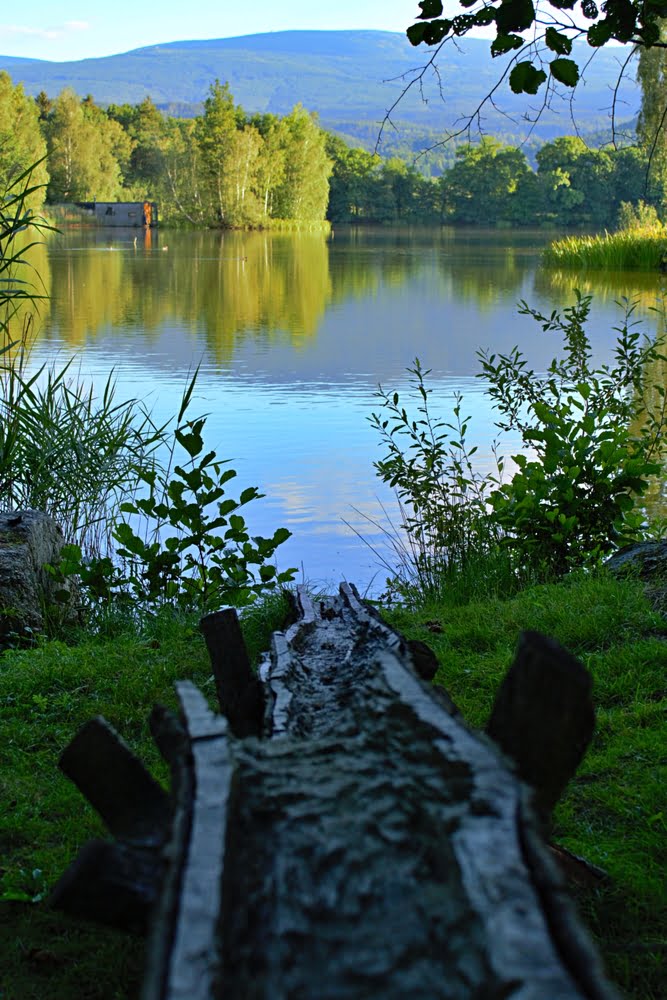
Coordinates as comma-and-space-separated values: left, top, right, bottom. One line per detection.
0, 591, 290, 1000
381, 569, 667, 1000
543, 226, 667, 270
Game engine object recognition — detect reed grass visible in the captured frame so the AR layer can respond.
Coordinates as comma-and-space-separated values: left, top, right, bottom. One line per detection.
265, 217, 331, 233
45, 204, 97, 227
0, 345, 166, 555
0, 163, 54, 334
543, 225, 667, 270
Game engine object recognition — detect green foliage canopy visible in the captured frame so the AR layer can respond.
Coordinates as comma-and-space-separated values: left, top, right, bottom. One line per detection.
0, 72, 47, 212
439, 138, 531, 224
324, 129, 653, 227
0, 65, 657, 228
44, 89, 129, 202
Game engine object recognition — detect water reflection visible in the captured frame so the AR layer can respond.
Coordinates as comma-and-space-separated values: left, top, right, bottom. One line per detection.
38, 227, 558, 356
534, 266, 667, 317
3, 235, 51, 353
21, 226, 667, 591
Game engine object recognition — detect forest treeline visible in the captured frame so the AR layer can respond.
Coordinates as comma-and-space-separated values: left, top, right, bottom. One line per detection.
0, 68, 661, 229
328, 135, 660, 229
3, 74, 332, 228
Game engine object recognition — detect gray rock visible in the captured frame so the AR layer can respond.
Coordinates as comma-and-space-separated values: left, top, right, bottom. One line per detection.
0, 509, 66, 641
605, 540, 667, 579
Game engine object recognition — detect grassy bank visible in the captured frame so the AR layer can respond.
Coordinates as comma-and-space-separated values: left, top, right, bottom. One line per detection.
382, 570, 667, 1000
543, 226, 667, 270
1, 574, 665, 998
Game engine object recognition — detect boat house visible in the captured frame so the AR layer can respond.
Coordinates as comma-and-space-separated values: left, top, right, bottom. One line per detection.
75, 201, 158, 227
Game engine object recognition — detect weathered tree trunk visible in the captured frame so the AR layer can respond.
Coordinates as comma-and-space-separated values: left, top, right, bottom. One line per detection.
52, 584, 620, 1000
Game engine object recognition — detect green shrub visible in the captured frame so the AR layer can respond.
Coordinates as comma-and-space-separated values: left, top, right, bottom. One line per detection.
369, 360, 510, 604
112, 375, 295, 612
45, 372, 296, 619
617, 200, 662, 231
480, 292, 667, 575
371, 293, 667, 600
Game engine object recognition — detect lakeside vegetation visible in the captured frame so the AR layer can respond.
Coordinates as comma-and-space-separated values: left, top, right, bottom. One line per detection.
544, 226, 667, 270
329, 134, 665, 230
543, 203, 667, 270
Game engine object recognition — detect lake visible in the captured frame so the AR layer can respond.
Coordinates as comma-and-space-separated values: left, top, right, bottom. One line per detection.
22, 225, 667, 595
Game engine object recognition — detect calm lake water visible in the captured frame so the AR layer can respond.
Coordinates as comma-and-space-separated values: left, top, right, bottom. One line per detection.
23, 226, 667, 594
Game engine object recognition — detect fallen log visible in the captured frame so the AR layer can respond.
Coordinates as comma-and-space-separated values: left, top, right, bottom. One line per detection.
51, 583, 620, 1000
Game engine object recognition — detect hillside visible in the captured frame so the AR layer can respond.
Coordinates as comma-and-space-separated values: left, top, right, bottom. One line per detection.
0, 30, 641, 148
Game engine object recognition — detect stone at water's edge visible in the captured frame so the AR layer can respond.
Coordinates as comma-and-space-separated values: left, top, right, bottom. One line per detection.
606, 540, 667, 578
0, 510, 66, 642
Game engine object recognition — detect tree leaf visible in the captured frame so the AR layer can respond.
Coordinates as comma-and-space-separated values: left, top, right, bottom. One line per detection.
495, 0, 535, 33
407, 22, 427, 45
239, 486, 259, 505
417, 0, 443, 18
587, 20, 613, 46
408, 18, 451, 45
175, 428, 203, 458
423, 19, 452, 42
475, 4, 497, 24
640, 21, 661, 45
550, 58, 580, 87
545, 27, 573, 54
491, 33, 524, 56
509, 61, 547, 94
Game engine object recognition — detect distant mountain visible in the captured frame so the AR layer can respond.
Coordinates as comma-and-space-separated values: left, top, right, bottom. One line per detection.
0, 30, 641, 147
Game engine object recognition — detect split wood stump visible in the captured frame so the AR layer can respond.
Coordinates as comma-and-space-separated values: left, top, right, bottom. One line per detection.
51, 583, 620, 1000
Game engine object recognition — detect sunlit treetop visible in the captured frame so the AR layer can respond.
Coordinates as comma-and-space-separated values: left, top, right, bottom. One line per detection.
407, 0, 667, 95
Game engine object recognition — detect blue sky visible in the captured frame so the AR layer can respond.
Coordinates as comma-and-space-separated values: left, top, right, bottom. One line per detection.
0, 1, 423, 62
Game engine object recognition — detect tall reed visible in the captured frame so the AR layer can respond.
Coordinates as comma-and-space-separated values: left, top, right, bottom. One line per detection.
543, 226, 666, 270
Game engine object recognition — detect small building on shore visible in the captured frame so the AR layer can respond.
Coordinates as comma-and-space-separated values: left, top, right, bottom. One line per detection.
75, 200, 158, 227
